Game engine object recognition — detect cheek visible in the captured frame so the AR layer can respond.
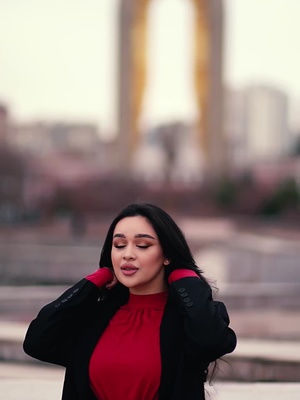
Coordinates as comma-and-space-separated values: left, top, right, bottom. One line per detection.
147, 250, 164, 266
111, 254, 119, 275
110, 250, 118, 266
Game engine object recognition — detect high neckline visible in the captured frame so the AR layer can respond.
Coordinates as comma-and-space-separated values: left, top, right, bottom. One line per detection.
125, 291, 168, 309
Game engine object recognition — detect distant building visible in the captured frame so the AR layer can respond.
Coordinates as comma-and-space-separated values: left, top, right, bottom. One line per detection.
225, 85, 290, 167
0, 103, 9, 145
48, 123, 101, 156
10, 121, 102, 157
290, 98, 300, 130
0, 104, 26, 223
244, 85, 289, 162
10, 122, 52, 154
224, 88, 247, 168
4, 120, 115, 218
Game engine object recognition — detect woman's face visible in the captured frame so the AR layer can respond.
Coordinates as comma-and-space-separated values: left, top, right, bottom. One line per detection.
111, 216, 168, 294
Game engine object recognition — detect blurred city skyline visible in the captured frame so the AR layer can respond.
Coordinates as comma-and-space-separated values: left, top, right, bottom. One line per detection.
1, 0, 300, 138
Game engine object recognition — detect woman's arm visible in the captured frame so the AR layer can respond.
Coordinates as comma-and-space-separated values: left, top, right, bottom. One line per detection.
168, 271, 237, 362
23, 268, 114, 367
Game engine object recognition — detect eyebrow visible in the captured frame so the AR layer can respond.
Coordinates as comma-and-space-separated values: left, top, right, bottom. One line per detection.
113, 233, 156, 240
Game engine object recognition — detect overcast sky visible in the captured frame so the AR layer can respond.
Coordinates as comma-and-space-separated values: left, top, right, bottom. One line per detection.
0, 0, 300, 136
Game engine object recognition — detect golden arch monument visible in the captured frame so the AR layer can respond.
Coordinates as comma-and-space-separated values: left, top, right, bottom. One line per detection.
117, 0, 225, 179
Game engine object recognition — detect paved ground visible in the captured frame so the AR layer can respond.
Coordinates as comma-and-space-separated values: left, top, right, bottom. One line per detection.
1, 362, 300, 400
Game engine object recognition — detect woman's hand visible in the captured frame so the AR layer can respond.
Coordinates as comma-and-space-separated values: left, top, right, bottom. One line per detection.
105, 272, 118, 289
86, 267, 118, 288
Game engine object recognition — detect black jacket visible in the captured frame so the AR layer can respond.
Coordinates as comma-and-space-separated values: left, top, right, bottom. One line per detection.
23, 276, 236, 400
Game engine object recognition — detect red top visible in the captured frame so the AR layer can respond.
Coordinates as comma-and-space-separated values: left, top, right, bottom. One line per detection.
89, 291, 168, 400
87, 268, 199, 400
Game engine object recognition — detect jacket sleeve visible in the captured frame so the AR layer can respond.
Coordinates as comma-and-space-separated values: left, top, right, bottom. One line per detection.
168, 276, 237, 362
23, 279, 101, 367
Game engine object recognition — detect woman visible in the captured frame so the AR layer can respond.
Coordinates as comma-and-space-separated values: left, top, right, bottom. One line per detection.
23, 203, 236, 400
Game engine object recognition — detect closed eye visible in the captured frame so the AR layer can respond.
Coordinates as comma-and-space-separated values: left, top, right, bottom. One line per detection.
113, 244, 126, 249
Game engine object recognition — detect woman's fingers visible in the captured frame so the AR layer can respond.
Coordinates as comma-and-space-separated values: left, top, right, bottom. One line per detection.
105, 273, 118, 289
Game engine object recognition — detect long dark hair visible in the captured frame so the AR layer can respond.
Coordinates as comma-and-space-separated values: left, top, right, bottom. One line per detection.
99, 203, 209, 285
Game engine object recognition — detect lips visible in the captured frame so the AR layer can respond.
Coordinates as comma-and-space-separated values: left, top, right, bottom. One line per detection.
121, 263, 139, 276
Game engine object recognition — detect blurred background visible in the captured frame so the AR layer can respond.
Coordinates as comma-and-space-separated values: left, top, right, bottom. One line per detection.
0, 0, 300, 398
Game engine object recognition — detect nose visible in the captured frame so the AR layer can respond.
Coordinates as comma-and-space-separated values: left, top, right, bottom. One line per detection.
123, 244, 136, 261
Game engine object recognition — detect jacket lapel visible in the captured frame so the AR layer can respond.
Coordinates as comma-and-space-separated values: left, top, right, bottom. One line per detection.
72, 289, 128, 399
159, 298, 184, 400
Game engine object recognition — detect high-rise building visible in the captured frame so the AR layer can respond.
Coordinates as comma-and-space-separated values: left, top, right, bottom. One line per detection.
244, 85, 289, 163
225, 85, 290, 167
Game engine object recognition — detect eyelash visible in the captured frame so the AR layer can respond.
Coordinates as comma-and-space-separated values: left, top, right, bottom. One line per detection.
113, 244, 149, 249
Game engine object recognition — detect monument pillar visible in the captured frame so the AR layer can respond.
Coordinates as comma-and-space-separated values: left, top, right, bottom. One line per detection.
192, 0, 225, 180
117, 0, 226, 180
117, 0, 150, 173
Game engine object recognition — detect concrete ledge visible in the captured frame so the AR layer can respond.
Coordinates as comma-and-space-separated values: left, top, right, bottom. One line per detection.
219, 339, 300, 382
216, 283, 300, 309
2, 284, 300, 323
220, 355, 300, 382
0, 242, 99, 285
0, 321, 32, 363
230, 338, 300, 363
0, 286, 68, 320
1, 320, 300, 382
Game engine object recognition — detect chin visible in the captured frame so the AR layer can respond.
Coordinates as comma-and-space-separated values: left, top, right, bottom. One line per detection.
116, 277, 138, 288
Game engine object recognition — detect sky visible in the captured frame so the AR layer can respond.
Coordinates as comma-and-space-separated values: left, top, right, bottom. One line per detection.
0, 0, 300, 137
